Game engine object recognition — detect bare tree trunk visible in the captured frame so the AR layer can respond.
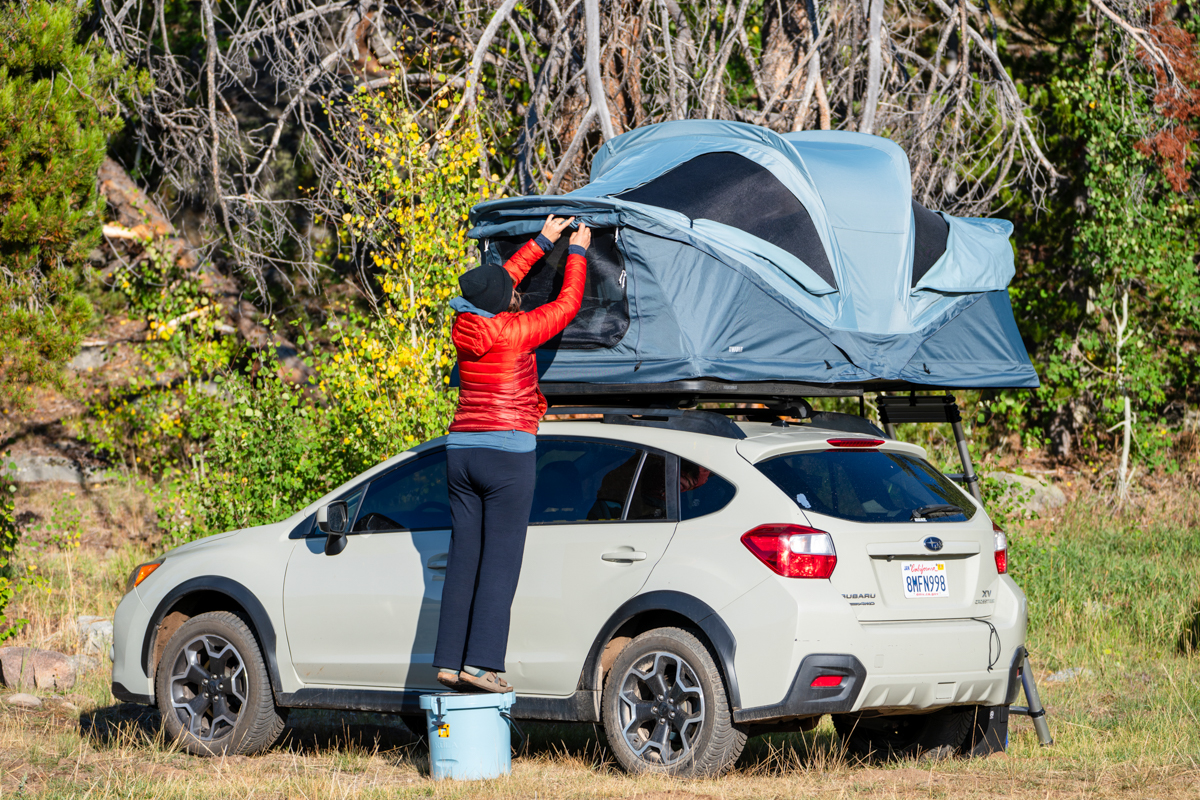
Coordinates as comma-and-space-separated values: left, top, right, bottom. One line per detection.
814, 52, 831, 129
860, 0, 885, 134
584, 0, 616, 139
99, 0, 1065, 282
1113, 288, 1134, 505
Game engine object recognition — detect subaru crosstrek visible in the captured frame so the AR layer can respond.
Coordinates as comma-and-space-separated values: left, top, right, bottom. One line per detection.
111, 409, 1026, 776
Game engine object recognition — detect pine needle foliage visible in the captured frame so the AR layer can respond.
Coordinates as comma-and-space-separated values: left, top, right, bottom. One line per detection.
0, 0, 142, 405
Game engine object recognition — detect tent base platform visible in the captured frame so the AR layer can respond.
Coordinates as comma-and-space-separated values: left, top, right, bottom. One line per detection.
540, 379, 903, 408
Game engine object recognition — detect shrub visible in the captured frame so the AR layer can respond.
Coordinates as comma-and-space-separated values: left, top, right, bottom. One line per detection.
0, 0, 143, 406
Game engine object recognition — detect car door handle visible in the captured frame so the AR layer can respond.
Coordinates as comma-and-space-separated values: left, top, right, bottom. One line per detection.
602, 550, 647, 563
427, 554, 449, 570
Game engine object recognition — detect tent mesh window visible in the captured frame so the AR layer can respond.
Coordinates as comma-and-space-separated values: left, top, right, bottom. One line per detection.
911, 199, 949, 286
490, 227, 630, 349
615, 151, 836, 288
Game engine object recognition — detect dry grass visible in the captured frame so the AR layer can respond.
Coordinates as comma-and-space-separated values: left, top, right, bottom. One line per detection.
2, 477, 1199, 798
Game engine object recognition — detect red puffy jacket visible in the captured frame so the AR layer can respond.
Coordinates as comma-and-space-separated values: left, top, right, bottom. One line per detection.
449, 239, 586, 434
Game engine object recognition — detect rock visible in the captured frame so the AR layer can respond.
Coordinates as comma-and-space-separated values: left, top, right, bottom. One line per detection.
69, 654, 101, 673
67, 344, 108, 372
0, 647, 77, 691
8, 454, 108, 485
78, 616, 115, 660
4, 693, 42, 709
1044, 667, 1094, 683
986, 472, 1067, 516
918, 744, 958, 762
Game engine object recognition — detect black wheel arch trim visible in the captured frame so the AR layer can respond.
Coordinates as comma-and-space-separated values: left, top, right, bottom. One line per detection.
111, 680, 153, 705
733, 653, 867, 724
140, 576, 283, 699
578, 589, 740, 710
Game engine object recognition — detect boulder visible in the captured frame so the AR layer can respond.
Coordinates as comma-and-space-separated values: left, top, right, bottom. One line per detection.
4, 693, 42, 709
78, 616, 115, 660
0, 647, 77, 691
986, 472, 1067, 517
9, 454, 107, 485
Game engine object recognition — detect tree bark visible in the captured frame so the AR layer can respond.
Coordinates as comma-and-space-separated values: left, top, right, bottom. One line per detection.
860, 0, 884, 134
584, 0, 616, 139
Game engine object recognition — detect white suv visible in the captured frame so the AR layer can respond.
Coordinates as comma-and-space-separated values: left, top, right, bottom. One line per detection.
111, 409, 1026, 776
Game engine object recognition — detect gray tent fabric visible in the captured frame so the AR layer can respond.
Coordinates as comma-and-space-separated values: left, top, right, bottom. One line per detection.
468, 120, 1039, 389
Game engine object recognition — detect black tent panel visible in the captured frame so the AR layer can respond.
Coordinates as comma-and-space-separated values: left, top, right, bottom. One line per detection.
911, 199, 949, 287
615, 152, 837, 289
490, 228, 630, 349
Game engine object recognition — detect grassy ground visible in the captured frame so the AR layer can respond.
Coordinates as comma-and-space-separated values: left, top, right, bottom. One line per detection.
2, 479, 1199, 798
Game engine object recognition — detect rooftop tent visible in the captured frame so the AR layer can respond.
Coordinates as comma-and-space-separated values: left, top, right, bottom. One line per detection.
468, 120, 1038, 390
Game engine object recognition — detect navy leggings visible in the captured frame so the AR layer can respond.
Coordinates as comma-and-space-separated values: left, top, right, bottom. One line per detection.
433, 447, 536, 673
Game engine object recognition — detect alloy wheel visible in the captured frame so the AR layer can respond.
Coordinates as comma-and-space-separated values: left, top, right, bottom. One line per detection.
168, 633, 248, 741
616, 651, 705, 765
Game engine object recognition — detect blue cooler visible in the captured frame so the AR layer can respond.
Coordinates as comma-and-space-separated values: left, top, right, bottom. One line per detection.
419, 692, 517, 780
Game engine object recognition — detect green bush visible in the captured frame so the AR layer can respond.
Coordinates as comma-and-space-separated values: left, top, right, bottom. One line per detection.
0, 0, 144, 406
0, 456, 25, 641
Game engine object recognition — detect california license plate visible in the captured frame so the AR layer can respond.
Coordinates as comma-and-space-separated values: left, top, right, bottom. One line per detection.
902, 562, 948, 598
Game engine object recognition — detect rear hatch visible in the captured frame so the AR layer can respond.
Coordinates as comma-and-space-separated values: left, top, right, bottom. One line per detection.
737, 432, 998, 622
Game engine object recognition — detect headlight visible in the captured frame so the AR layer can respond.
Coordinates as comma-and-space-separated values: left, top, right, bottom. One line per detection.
125, 559, 164, 594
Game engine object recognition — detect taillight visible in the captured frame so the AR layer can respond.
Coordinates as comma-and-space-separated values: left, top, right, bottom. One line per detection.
810, 675, 843, 688
741, 524, 837, 579
826, 438, 884, 448
993, 522, 1008, 574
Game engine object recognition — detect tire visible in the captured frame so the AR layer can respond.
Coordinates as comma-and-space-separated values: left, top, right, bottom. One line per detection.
154, 611, 287, 756
833, 706, 975, 760
601, 627, 746, 777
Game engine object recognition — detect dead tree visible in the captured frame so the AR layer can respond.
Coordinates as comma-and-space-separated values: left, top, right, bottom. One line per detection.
98, 0, 1063, 288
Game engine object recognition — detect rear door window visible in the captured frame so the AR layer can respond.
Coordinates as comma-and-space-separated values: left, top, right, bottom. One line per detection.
626, 453, 668, 521
754, 451, 974, 523
532, 439, 638, 523
531, 439, 676, 523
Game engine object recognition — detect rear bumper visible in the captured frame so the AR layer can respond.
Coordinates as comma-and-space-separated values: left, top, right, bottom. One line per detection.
734, 645, 1019, 725
734, 654, 867, 724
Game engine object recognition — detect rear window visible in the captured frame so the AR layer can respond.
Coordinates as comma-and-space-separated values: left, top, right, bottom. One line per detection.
754, 451, 974, 524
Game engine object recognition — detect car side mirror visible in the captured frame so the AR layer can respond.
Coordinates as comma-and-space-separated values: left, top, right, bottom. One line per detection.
317, 501, 349, 556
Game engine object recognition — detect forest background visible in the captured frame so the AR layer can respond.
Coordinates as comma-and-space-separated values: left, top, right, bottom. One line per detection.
1, 0, 1199, 638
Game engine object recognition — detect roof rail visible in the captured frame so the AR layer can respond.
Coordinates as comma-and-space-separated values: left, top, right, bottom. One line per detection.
543, 407, 748, 440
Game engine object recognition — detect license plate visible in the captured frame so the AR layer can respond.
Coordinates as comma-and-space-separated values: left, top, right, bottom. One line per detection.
902, 561, 948, 598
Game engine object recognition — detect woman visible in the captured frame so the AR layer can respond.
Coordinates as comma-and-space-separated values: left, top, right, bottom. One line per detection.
434, 214, 591, 693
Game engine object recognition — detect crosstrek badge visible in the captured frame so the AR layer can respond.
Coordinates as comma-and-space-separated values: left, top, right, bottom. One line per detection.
902, 561, 948, 598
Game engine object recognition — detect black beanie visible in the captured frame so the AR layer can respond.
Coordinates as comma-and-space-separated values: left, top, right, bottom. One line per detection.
458, 265, 514, 315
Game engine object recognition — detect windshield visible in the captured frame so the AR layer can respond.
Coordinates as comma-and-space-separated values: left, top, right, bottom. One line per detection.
754, 450, 974, 523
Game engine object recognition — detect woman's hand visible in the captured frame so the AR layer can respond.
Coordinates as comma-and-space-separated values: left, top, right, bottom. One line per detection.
541, 214, 575, 243
569, 223, 592, 251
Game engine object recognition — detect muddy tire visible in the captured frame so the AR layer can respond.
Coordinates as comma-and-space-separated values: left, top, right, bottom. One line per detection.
155, 611, 286, 756
834, 706, 975, 760
601, 627, 746, 777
